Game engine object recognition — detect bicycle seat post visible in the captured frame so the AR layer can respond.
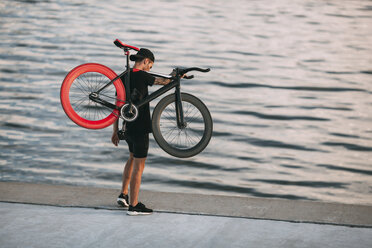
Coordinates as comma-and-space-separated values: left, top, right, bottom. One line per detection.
124, 48, 132, 106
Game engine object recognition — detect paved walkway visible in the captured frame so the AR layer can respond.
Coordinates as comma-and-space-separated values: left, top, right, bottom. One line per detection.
1, 182, 372, 227
1, 202, 372, 248
1, 182, 372, 247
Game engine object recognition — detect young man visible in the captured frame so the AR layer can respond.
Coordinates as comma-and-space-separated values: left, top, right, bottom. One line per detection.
111, 48, 173, 215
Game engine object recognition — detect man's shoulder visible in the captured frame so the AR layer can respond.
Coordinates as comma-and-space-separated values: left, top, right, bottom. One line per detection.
133, 70, 153, 79
133, 70, 155, 86
133, 69, 149, 75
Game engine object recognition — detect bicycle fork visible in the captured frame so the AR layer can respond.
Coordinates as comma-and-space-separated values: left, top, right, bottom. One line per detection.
175, 83, 186, 129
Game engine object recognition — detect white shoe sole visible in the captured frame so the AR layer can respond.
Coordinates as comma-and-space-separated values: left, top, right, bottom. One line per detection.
117, 198, 129, 207
127, 211, 153, 216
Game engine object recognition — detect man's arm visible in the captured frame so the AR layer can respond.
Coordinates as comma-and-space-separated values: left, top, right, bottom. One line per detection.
113, 119, 119, 132
111, 119, 119, 146
154, 77, 172, 85
153, 70, 186, 85
153, 69, 179, 85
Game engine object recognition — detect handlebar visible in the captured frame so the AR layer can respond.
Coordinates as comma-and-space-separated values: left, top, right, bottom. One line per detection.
147, 67, 210, 81
177, 67, 210, 80
178, 67, 210, 75
184, 75, 194, 80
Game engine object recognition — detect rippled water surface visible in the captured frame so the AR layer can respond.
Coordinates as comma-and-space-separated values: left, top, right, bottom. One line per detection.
1, 0, 372, 205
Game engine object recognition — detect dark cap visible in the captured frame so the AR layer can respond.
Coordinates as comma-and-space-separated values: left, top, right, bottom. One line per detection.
130, 48, 155, 62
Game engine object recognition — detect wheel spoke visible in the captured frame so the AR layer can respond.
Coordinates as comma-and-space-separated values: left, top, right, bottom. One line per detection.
159, 99, 205, 150
69, 71, 117, 121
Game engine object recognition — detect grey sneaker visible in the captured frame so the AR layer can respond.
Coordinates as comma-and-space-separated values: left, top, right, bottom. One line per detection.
117, 193, 129, 207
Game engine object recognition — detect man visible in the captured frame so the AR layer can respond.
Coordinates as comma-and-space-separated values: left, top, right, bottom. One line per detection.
111, 48, 173, 215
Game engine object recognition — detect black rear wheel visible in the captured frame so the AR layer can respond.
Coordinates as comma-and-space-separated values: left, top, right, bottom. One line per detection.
152, 93, 213, 158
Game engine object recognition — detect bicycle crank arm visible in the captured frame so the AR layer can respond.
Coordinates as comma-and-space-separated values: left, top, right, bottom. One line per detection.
89, 93, 119, 110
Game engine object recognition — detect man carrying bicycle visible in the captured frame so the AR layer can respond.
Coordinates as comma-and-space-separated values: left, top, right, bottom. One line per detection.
60, 39, 211, 215
111, 48, 173, 215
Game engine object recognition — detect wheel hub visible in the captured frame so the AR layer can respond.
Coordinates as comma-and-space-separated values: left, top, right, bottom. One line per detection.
179, 122, 187, 129
89, 92, 98, 99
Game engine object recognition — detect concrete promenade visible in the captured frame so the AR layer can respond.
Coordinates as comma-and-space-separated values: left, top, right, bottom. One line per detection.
1, 181, 372, 247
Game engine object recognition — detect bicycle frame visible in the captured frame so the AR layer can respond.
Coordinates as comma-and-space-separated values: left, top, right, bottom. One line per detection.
89, 48, 186, 128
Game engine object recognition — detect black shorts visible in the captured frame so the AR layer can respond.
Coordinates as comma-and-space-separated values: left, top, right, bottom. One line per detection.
126, 133, 149, 158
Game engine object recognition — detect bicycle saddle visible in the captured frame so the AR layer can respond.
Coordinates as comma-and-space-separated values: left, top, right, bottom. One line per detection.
114, 39, 140, 51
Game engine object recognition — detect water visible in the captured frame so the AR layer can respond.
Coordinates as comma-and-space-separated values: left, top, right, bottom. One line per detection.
1, 0, 371, 205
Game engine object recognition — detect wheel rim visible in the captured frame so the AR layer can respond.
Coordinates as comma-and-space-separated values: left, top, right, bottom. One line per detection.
159, 100, 205, 150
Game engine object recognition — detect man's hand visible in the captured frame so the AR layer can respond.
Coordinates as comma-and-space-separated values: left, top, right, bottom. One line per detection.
154, 70, 187, 85
112, 132, 119, 146
170, 69, 177, 77
170, 69, 186, 78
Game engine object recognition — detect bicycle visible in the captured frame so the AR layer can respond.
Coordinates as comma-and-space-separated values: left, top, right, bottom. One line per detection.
60, 39, 213, 158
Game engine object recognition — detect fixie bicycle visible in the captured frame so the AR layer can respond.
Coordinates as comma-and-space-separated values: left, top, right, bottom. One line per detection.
60, 39, 213, 158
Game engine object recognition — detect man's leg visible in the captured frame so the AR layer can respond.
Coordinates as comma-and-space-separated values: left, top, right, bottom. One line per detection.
129, 157, 146, 206
127, 134, 152, 215
121, 153, 134, 195
117, 153, 134, 207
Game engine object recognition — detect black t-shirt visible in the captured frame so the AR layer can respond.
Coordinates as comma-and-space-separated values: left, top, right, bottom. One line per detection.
122, 70, 155, 135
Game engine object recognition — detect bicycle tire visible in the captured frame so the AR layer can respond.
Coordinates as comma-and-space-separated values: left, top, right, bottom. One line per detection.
152, 93, 213, 158
60, 63, 125, 129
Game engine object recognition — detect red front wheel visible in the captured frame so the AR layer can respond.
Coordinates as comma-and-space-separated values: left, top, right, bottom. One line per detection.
60, 63, 126, 129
